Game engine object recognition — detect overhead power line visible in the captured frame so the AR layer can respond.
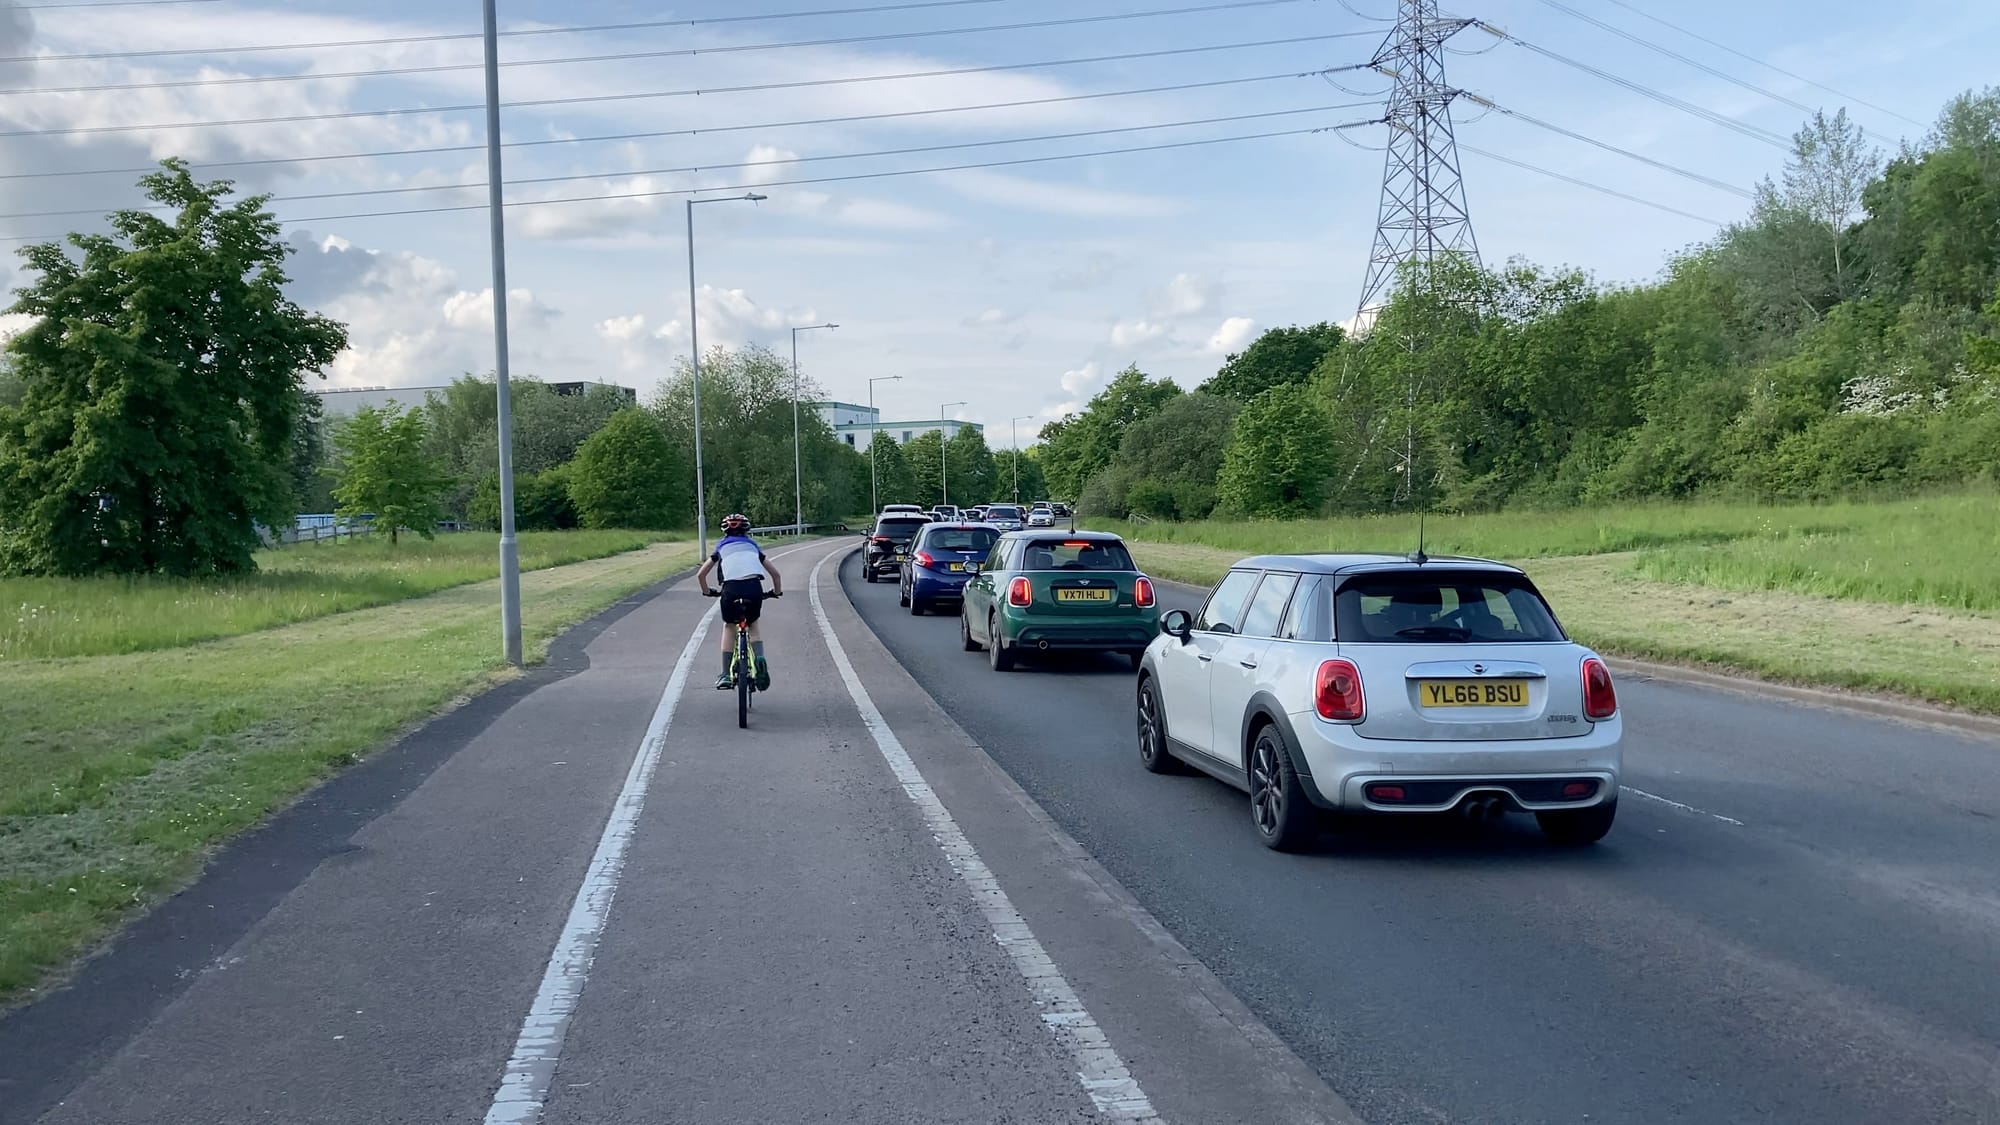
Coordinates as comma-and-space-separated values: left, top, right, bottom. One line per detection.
0, 119, 1383, 242
0, 34, 1369, 139
1596, 0, 1924, 127
17, 0, 219, 8
1, 0, 1321, 95
1476, 23, 1792, 150
1529, 0, 1899, 145
0, 104, 1380, 220
1458, 142, 1724, 225
0, 69, 1348, 182
1458, 93, 1753, 198
7, 0, 1023, 62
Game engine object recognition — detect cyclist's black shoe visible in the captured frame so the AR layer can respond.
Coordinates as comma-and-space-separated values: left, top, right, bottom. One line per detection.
714, 671, 733, 690
754, 658, 771, 691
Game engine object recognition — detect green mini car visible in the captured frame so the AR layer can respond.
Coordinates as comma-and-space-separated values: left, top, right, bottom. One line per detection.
959, 530, 1160, 671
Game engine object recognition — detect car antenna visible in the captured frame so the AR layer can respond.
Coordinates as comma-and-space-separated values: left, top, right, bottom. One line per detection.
1409, 510, 1428, 565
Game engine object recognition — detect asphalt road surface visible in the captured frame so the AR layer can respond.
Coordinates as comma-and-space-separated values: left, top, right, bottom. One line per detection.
842, 552, 2000, 1125
1, 537, 1352, 1125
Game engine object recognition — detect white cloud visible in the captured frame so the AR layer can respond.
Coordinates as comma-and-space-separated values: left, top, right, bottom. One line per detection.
1059, 361, 1104, 396
597, 314, 648, 342
1109, 318, 1170, 350
1150, 273, 1215, 319
442, 288, 559, 332
946, 170, 1185, 219
965, 308, 1018, 327
1206, 316, 1258, 355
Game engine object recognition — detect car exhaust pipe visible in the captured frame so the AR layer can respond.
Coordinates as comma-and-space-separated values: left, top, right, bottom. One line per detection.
1460, 795, 1504, 823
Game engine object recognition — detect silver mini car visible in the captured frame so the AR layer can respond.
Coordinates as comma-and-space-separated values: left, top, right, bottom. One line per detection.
1137, 554, 1623, 851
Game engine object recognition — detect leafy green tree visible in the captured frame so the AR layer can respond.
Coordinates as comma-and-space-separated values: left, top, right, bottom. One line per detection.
867, 432, 919, 509
945, 425, 1000, 505
1087, 392, 1239, 518
468, 467, 579, 531
332, 403, 449, 545
1037, 364, 1181, 500
1216, 384, 1340, 517
0, 161, 348, 576
289, 386, 338, 514
1198, 322, 1344, 402
567, 409, 684, 529
904, 429, 945, 508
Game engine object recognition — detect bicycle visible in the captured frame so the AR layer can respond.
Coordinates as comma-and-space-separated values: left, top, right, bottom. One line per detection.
706, 587, 780, 728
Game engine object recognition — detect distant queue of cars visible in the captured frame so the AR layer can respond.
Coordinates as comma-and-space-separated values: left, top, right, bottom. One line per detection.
854, 506, 1625, 853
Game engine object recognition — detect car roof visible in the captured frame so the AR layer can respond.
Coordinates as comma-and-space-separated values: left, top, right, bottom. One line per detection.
1223, 552, 1523, 577
996, 529, 1126, 543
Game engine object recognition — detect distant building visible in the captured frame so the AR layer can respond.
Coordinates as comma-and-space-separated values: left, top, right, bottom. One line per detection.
312, 379, 636, 417
810, 400, 983, 453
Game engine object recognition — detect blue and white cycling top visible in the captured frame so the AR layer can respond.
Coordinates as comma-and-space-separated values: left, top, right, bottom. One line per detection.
712, 534, 770, 582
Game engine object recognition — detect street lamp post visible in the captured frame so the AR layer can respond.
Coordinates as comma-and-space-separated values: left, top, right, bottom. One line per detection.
1010, 415, 1033, 505
479, 0, 521, 665
938, 400, 966, 508
867, 375, 902, 515
686, 192, 766, 560
790, 322, 838, 535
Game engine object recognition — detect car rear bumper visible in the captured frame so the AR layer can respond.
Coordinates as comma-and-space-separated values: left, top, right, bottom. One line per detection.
1290, 711, 1622, 812
909, 571, 971, 599
1007, 618, 1158, 651
864, 552, 907, 573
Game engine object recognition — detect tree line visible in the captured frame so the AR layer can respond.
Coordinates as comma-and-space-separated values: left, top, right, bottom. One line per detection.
1048, 89, 2000, 521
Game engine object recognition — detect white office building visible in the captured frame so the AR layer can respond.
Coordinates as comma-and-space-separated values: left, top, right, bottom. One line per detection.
812, 401, 982, 452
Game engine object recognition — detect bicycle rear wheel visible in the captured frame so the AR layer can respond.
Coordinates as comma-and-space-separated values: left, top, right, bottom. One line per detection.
736, 630, 751, 728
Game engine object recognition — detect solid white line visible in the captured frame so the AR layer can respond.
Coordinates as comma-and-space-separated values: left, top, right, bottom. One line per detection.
483, 602, 715, 1125
808, 551, 1163, 1122
483, 539, 823, 1124
1620, 785, 1746, 827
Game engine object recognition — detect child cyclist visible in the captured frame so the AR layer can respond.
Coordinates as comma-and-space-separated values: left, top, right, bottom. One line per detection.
696, 513, 784, 690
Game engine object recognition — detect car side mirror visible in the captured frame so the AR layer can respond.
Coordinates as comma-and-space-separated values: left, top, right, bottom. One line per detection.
1161, 609, 1193, 642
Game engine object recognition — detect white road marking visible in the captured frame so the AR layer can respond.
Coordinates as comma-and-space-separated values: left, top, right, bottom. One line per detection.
483, 541, 818, 1124
808, 551, 1163, 1122
1621, 785, 1746, 827
483, 603, 714, 1125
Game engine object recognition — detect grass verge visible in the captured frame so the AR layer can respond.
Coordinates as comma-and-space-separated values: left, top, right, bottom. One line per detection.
1122, 541, 2000, 717
0, 540, 698, 1008
0, 530, 668, 660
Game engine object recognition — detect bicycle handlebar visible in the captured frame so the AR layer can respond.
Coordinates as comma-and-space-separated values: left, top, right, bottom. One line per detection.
702, 588, 782, 598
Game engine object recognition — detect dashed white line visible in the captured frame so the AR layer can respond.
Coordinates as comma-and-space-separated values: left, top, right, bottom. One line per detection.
808, 551, 1163, 1122
1621, 785, 1746, 826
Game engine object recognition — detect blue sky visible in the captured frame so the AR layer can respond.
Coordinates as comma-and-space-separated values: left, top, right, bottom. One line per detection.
1, 0, 1995, 441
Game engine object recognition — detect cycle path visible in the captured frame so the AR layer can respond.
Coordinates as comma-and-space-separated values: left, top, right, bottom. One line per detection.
12, 536, 1350, 1125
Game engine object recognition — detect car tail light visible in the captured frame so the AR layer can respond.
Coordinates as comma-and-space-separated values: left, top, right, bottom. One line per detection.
914, 550, 935, 568
1315, 659, 1364, 722
1007, 576, 1033, 607
1582, 657, 1617, 719
1134, 577, 1155, 608
871, 535, 891, 545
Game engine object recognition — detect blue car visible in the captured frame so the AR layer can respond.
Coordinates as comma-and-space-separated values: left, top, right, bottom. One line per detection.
900, 522, 1002, 615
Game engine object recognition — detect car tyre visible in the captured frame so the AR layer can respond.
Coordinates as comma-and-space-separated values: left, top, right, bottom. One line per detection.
1536, 798, 1617, 846
987, 614, 1015, 672
909, 595, 927, 616
864, 566, 877, 584
1247, 723, 1315, 852
898, 582, 911, 607
1123, 650, 1144, 671
960, 610, 982, 652
1136, 677, 1182, 775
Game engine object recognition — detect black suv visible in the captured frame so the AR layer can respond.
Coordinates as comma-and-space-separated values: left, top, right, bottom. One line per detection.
863, 514, 932, 582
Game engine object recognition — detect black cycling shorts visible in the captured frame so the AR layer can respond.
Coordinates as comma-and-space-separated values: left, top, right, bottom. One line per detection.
719, 578, 765, 624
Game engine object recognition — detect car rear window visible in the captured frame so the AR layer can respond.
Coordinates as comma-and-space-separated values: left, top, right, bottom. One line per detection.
1336, 571, 1565, 643
1018, 539, 1134, 571
923, 526, 999, 552
875, 518, 930, 537
986, 506, 1023, 519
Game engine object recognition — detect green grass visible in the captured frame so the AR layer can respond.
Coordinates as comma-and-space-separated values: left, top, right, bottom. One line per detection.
0, 530, 667, 660
1112, 490, 2000, 715
0, 540, 699, 1008
1631, 495, 2000, 612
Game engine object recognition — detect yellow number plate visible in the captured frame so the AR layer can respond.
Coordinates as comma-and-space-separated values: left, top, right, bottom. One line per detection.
1420, 680, 1528, 708
1055, 588, 1113, 603
948, 562, 965, 572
